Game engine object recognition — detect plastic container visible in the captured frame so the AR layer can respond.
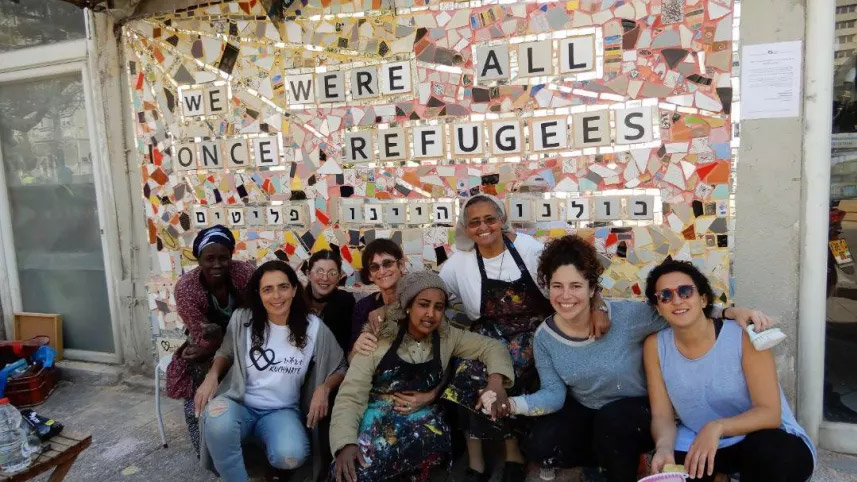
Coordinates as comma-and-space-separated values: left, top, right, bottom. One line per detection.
0, 398, 40, 475
637, 474, 687, 482
5, 366, 58, 407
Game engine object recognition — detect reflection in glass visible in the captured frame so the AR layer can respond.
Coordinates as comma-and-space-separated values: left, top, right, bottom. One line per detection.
0, 74, 114, 353
0, 0, 86, 53
827, 0, 857, 424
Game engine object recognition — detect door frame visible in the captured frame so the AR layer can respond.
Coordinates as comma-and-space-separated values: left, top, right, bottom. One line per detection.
0, 32, 122, 364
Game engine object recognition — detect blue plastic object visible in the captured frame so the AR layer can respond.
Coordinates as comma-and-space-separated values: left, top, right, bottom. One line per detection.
31, 347, 55, 369
0, 359, 28, 397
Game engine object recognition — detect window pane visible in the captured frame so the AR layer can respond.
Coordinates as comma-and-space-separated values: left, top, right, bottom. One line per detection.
828, 2, 857, 424
0, 0, 86, 53
0, 74, 114, 353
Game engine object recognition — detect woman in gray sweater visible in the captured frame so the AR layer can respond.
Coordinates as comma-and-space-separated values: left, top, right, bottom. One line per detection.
194, 260, 347, 482
490, 235, 774, 482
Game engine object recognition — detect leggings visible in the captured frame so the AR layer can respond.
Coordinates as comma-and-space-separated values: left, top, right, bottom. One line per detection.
525, 395, 653, 482
675, 428, 814, 482
183, 398, 200, 456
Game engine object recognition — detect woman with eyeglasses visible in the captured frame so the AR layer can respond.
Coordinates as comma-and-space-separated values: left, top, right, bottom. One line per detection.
436, 193, 591, 482
166, 225, 255, 456
330, 271, 514, 482
196, 260, 347, 482
349, 239, 406, 358
305, 250, 356, 351
489, 235, 775, 482
643, 260, 815, 482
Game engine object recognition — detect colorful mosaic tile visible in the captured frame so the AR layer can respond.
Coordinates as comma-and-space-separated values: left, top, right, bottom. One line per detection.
124, 0, 739, 336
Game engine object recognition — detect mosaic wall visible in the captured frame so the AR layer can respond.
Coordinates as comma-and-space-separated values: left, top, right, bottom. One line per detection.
123, 0, 738, 350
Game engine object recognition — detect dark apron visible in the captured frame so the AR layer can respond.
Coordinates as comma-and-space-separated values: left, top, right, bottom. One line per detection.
443, 235, 553, 438
347, 325, 450, 481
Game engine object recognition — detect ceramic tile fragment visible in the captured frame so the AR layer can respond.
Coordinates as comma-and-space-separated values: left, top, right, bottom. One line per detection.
126, 0, 739, 333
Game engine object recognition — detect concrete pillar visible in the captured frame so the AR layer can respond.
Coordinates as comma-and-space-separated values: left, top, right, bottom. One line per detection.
733, 0, 807, 401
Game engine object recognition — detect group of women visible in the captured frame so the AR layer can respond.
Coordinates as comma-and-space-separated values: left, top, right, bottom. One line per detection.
165, 194, 817, 482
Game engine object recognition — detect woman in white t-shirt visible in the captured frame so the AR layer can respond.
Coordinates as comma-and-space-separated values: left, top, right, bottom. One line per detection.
436, 194, 558, 482
195, 260, 347, 482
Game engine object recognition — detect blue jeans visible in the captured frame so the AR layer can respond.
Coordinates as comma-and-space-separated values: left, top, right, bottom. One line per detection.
203, 397, 310, 482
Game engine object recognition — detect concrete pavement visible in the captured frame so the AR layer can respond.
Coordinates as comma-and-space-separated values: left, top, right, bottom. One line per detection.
20, 380, 857, 481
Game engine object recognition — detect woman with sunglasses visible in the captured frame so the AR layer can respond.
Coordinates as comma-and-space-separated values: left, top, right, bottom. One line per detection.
349, 239, 407, 359
643, 260, 815, 482
490, 235, 774, 482
330, 271, 514, 482
305, 249, 356, 351
196, 260, 347, 482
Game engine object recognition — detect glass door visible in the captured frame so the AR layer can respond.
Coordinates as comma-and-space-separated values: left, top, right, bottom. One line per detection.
0, 72, 114, 353
827, 1, 857, 429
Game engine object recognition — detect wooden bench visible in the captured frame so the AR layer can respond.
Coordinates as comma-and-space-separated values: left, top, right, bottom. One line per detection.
0, 431, 91, 482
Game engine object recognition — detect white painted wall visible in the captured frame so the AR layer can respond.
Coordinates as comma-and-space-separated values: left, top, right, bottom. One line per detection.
89, 13, 156, 372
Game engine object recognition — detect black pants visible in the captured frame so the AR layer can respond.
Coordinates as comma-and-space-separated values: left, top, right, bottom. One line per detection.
525, 395, 653, 482
675, 428, 814, 482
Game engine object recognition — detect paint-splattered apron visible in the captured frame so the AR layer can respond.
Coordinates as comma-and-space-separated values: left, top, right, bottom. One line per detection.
443, 235, 553, 438
354, 325, 450, 481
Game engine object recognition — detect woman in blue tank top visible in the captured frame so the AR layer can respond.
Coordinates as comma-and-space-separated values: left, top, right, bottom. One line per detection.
643, 260, 815, 482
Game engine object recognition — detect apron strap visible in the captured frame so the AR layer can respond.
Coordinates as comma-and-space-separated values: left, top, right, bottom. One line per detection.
476, 235, 540, 289
430, 329, 441, 369
502, 236, 541, 291
377, 322, 409, 369
476, 235, 518, 280
376, 321, 444, 373
475, 246, 489, 280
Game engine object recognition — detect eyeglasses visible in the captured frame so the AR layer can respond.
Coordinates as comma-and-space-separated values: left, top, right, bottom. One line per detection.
656, 285, 696, 304
368, 259, 397, 273
467, 216, 500, 229
310, 268, 340, 279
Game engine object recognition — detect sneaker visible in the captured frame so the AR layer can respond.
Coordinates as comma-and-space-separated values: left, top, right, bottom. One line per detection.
463, 467, 491, 482
539, 467, 556, 480
502, 462, 526, 482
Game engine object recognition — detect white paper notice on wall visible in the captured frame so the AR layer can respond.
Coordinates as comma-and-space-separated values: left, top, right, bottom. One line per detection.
741, 41, 802, 120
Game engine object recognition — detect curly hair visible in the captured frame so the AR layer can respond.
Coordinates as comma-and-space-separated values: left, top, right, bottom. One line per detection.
244, 260, 311, 350
360, 238, 404, 284
644, 258, 715, 318
537, 235, 603, 292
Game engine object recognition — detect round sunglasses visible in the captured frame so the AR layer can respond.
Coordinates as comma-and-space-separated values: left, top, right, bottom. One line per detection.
656, 284, 696, 304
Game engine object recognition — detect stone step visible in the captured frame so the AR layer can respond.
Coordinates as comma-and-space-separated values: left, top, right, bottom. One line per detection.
56, 359, 123, 386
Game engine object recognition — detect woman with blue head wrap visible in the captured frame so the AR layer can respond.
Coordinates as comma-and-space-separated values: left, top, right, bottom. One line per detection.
166, 224, 256, 455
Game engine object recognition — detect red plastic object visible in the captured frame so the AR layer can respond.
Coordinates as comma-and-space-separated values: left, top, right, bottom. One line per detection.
0, 336, 50, 367
5, 366, 57, 407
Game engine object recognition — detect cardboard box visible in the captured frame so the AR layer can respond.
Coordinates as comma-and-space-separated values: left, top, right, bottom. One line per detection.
13, 313, 63, 361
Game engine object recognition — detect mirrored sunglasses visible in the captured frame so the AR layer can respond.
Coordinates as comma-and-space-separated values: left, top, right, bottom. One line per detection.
656, 284, 696, 304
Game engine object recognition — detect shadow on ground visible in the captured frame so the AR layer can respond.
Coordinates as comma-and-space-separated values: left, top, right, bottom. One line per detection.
22, 381, 857, 481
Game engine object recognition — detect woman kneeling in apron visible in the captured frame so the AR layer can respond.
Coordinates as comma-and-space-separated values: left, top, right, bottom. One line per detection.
330, 271, 515, 482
